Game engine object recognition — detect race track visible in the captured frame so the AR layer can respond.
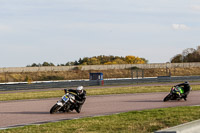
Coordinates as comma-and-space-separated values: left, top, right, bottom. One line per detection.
0, 91, 200, 129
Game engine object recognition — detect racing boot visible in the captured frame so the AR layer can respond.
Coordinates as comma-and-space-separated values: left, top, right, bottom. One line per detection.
183, 95, 187, 101
75, 104, 82, 113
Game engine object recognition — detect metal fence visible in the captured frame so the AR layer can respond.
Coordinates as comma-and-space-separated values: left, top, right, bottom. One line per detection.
0, 75, 200, 91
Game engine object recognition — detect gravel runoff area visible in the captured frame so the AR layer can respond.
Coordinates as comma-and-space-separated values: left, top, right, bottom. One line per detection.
0, 91, 200, 129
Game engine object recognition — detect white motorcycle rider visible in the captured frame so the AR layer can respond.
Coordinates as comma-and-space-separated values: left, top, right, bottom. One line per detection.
50, 86, 86, 114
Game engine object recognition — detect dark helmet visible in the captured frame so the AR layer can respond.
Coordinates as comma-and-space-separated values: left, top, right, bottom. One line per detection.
184, 81, 189, 84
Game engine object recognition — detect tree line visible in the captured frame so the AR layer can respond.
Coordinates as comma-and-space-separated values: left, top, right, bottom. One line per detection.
171, 46, 200, 63
27, 55, 148, 67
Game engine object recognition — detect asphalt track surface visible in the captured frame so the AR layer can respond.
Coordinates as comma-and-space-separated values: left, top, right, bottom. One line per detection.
0, 91, 200, 129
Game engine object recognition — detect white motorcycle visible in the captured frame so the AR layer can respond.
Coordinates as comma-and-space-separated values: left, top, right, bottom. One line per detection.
50, 89, 76, 114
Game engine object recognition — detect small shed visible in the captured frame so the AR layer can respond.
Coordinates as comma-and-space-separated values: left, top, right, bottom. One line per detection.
89, 73, 103, 80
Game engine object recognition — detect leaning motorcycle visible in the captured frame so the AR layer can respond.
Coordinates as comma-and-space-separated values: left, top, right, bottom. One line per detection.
50, 89, 76, 114
163, 86, 185, 102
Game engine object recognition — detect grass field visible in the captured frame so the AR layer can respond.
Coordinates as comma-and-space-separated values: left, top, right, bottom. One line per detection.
0, 106, 200, 133
0, 84, 200, 101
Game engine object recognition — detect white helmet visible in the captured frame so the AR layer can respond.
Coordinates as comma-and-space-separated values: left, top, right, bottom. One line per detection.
77, 86, 83, 94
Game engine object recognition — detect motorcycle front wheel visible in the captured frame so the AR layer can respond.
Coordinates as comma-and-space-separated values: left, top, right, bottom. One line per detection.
50, 104, 61, 114
163, 94, 171, 102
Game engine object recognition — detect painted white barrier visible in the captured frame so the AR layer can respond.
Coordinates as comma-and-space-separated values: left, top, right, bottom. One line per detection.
155, 119, 200, 133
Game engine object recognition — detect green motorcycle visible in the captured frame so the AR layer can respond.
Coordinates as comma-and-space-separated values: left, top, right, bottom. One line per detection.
163, 86, 185, 102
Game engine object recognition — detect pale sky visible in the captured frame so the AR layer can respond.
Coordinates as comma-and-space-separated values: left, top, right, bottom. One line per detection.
0, 0, 200, 67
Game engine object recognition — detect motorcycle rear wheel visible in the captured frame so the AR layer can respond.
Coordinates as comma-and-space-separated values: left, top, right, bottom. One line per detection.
50, 104, 61, 114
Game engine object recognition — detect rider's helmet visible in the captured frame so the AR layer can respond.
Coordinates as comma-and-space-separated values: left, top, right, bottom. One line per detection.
185, 81, 189, 84
77, 86, 83, 95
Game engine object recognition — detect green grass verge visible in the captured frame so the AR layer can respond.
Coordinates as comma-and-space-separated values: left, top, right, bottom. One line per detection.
0, 106, 199, 133
1, 85, 200, 101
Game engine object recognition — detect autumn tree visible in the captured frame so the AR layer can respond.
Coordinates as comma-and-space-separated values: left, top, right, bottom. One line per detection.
171, 54, 183, 63
27, 55, 148, 67
125, 56, 146, 64
87, 58, 101, 65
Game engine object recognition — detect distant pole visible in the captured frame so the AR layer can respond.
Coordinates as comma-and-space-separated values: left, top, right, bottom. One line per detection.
131, 69, 133, 79
5, 72, 7, 82
142, 69, 144, 79
4, 72, 6, 82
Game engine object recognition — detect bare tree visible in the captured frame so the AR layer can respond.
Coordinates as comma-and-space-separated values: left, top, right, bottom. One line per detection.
182, 48, 196, 57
